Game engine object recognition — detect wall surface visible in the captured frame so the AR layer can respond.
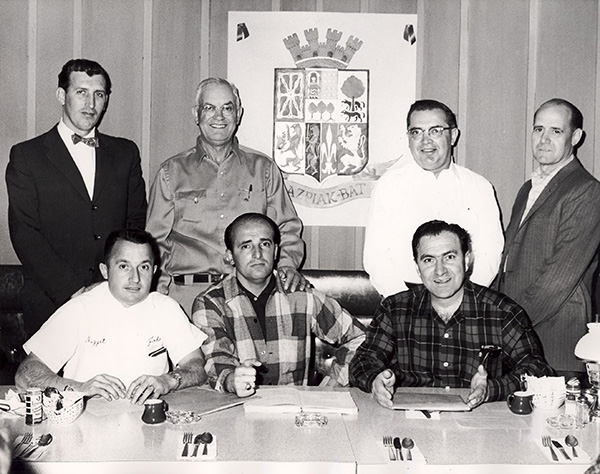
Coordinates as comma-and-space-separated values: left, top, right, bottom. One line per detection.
1, 0, 599, 272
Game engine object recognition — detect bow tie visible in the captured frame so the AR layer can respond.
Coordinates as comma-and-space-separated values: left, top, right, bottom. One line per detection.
72, 134, 99, 147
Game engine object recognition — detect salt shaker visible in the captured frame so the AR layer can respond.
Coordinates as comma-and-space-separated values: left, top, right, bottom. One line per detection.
565, 377, 580, 417
576, 395, 591, 427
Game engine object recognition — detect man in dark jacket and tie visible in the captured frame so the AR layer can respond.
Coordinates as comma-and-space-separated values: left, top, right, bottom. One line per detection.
6, 59, 147, 336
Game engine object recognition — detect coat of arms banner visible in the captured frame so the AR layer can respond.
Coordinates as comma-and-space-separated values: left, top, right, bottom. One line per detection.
228, 12, 417, 226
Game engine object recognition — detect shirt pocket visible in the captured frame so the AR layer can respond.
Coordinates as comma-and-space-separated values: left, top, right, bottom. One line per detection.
236, 184, 267, 212
175, 190, 207, 223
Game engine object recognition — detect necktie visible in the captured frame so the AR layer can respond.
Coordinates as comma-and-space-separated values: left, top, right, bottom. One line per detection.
72, 134, 99, 147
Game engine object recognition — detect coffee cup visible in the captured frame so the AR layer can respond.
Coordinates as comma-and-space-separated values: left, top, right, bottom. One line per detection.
507, 391, 534, 415
142, 399, 168, 424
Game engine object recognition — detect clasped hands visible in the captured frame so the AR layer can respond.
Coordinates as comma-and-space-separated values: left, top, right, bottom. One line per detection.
78, 372, 177, 405
371, 366, 488, 409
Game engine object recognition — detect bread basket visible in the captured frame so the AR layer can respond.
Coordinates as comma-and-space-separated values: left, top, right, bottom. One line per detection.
42, 391, 85, 424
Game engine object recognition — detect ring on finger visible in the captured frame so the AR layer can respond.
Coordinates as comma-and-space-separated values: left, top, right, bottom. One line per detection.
245, 382, 252, 390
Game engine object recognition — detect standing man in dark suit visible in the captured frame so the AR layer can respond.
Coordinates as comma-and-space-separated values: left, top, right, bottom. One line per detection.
497, 98, 600, 376
6, 59, 147, 336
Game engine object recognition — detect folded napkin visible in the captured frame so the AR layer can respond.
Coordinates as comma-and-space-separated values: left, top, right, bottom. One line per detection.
382, 438, 426, 464
1, 389, 26, 418
178, 435, 217, 460
536, 436, 591, 464
12, 434, 51, 461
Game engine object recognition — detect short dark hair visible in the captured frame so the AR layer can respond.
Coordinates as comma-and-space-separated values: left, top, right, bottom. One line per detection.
407, 99, 457, 129
58, 59, 112, 95
104, 229, 158, 265
224, 213, 281, 251
535, 98, 583, 130
411, 220, 471, 261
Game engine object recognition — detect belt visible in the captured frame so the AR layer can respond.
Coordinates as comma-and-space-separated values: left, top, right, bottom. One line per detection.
173, 273, 225, 285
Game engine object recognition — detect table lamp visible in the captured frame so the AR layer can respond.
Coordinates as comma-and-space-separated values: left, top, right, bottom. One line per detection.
574, 322, 600, 422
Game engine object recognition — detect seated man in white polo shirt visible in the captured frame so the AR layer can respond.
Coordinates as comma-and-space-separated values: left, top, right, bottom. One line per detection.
15, 229, 207, 404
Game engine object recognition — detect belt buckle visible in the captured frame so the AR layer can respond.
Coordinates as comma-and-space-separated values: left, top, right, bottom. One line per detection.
184, 274, 194, 285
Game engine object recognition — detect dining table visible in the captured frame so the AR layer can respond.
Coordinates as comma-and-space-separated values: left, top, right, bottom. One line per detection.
1, 385, 599, 473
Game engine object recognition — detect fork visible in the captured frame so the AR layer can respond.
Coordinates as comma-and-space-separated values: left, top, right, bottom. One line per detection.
12, 433, 33, 457
542, 435, 559, 462
383, 435, 396, 461
181, 432, 193, 457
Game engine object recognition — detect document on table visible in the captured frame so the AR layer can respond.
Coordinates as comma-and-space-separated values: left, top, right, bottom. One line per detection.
392, 390, 470, 412
244, 387, 358, 415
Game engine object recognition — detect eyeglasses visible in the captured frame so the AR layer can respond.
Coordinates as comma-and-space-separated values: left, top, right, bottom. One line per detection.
200, 103, 236, 117
407, 126, 454, 140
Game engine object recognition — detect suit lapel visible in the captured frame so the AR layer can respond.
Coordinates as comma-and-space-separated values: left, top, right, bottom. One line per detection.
518, 159, 580, 229
92, 133, 113, 201
44, 126, 90, 201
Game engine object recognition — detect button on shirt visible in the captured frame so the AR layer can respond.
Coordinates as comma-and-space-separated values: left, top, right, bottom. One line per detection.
57, 120, 96, 199
349, 281, 553, 401
146, 137, 304, 293
363, 159, 504, 297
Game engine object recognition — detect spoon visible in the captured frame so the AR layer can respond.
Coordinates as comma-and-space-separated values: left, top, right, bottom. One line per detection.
200, 431, 213, 456
191, 433, 203, 457
401, 437, 415, 461
22, 433, 53, 458
565, 434, 579, 457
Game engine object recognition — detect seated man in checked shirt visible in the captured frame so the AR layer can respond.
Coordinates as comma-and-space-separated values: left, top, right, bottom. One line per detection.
192, 213, 366, 397
350, 220, 553, 409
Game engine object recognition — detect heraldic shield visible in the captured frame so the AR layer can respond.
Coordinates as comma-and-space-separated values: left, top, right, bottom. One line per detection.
273, 68, 369, 183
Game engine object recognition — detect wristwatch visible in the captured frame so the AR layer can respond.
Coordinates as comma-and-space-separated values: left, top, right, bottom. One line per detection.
169, 371, 182, 391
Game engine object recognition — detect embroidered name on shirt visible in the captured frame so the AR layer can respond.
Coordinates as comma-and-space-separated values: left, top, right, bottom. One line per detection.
86, 337, 106, 347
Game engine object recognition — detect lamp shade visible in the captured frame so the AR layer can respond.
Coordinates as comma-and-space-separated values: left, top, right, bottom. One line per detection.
574, 323, 600, 361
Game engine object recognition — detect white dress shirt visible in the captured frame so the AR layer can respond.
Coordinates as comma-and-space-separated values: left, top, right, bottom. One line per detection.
363, 158, 504, 297
57, 119, 96, 199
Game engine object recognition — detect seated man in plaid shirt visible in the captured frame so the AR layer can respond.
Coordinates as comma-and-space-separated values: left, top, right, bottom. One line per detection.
350, 220, 553, 409
192, 213, 366, 397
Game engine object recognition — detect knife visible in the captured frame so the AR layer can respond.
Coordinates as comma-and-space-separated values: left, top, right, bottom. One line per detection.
393, 437, 403, 461
551, 440, 571, 461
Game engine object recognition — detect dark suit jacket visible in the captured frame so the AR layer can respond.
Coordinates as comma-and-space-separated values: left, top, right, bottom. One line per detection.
6, 125, 147, 335
497, 158, 600, 372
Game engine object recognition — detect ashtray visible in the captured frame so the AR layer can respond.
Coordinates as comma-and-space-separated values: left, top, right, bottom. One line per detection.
165, 410, 202, 424
295, 412, 328, 427
547, 414, 578, 430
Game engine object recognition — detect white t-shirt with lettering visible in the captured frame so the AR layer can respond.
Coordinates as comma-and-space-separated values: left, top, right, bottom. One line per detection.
24, 282, 206, 387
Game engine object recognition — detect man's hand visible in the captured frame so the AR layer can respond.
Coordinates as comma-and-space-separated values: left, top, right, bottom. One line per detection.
78, 374, 127, 401
277, 266, 309, 293
467, 365, 488, 409
227, 359, 262, 398
371, 369, 396, 409
126, 374, 173, 405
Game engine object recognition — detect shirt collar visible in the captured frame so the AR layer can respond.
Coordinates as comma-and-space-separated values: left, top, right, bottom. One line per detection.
531, 155, 574, 187
237, 275, 277, 301
409, 158, 457, 178
58, 119, 96, 143
195, 136, 243, 165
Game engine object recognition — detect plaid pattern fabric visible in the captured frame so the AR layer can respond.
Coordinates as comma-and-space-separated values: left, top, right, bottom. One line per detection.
349, 281, 553, 401
192, 272, 365, 391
